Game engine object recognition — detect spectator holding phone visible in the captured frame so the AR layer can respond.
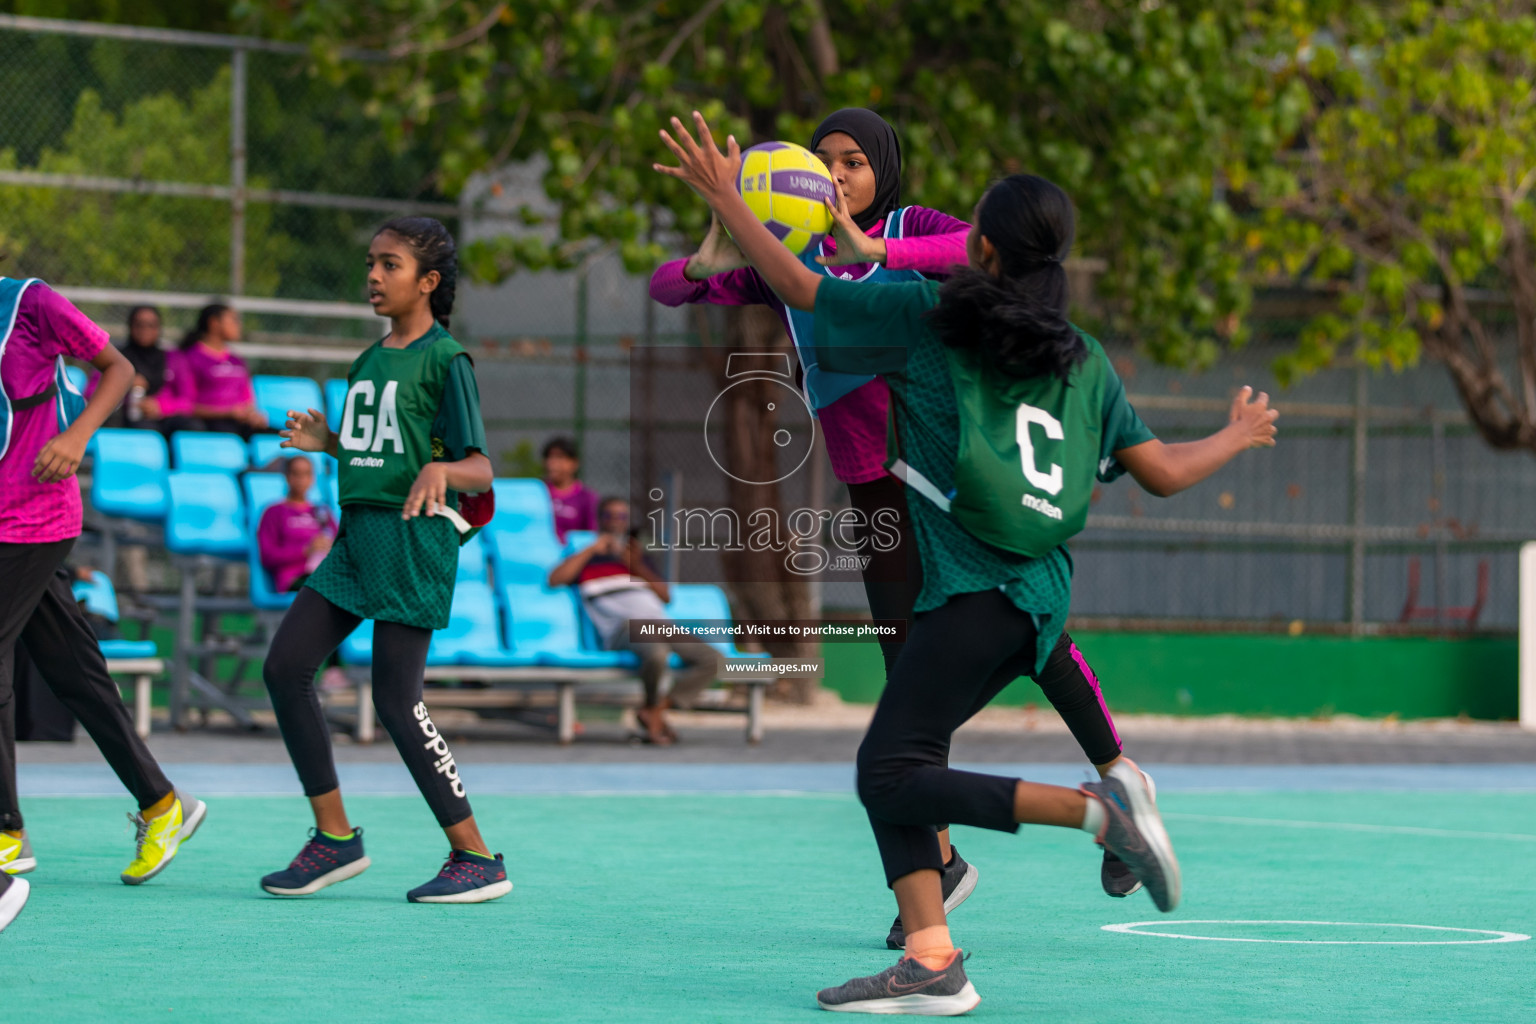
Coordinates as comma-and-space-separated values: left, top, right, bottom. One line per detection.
547, 496, 722, 745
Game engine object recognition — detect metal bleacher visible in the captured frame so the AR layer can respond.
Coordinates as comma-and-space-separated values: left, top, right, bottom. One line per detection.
83, 376, 777, 742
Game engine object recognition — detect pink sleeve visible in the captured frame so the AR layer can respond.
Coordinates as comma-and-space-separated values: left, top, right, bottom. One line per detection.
884, 206, 972, 275
154, 351, 195, 417
649, 259, 778, 309
29, 284, 107, 361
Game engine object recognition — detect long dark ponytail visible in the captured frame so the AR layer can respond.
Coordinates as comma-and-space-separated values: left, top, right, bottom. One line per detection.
179, 303, 230, 351
374, 216, 458, 329
926, 174, 1085, 382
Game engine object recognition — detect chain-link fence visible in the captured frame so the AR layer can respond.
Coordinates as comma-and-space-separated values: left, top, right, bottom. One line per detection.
6, 15, 1533, 636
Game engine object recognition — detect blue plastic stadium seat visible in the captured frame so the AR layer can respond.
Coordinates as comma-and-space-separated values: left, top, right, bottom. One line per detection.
666, 584, 769, 659
489, 527, 564, 586
72, 570, 120, 622
429, 581, 534, 667
325, 475, 340, 515
458, 532, 489, 582
249, 434, 327, 476
165, 471, 247, 558
171, 431, 247, 474
252, 375, 325, 431
563, 530, 598, 554
501, 583, 631, 669
69, 571, 159, 659
324, 378, 350, 432
100, 638, 159, 659
490, 478, 558, 538
90, 428, 169, 522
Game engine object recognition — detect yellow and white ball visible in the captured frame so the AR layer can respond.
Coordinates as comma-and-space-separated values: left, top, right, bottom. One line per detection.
736, 141, 838, 256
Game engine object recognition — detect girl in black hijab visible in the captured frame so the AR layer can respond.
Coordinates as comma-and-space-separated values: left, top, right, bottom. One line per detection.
650, 110, 1140, 947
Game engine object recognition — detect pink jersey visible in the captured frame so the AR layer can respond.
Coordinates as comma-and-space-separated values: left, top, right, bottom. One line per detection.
257, 499, 336, 592
649, 207, 969, 483
178, 341, 255, 412
0, 283, 108, 543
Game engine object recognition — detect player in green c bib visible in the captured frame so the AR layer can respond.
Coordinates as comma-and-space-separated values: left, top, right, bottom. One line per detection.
258, 218, 512, 906
658, 113, 1280, 1013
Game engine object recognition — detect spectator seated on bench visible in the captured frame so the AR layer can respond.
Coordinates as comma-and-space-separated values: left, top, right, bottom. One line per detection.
546, 496, 722, 746
256, 456, 335, 594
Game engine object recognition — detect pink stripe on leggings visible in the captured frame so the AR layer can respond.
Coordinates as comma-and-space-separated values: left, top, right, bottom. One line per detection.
1069, 641, 1120, 748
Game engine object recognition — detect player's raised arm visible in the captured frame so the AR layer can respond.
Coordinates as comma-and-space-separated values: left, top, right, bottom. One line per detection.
1115, 386, 1278, 497
654, 111, 823, 312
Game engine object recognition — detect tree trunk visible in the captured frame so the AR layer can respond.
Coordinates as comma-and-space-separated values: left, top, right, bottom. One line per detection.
694, 304, 820, 703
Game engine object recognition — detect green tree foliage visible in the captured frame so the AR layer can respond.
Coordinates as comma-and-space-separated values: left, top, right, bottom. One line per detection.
0, 67, 288, 295
236, 0, 1304, 365
1251, 2, 1536, 451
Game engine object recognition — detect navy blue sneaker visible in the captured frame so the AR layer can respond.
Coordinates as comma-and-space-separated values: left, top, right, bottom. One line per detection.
261, 827, 371, 896
407, 850, 512, 904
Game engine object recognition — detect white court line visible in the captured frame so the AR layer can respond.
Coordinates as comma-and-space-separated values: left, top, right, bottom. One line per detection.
1103, 920, 1531, 945
1163, 812, 1536, 843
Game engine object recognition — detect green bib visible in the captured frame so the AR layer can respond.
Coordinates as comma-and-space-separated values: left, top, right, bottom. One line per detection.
892, 333, 1110, 558
337, 327, 465, 509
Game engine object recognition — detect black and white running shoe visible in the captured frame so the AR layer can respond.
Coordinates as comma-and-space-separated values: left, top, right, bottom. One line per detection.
886, 847, 979, 950
0, 870, 29, 934
818, 951, 980, 1016
1102, 770, 1157, 897
1082, 762, 1180, 912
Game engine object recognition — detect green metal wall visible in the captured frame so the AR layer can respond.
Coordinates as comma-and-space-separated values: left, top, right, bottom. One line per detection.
821, 632, 1518, 720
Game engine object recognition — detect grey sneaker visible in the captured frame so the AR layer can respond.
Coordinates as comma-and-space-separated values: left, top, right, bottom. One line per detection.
817, 951, 980, 1015
886, 847, 980, 949
1, 833, 36, 875
1102, 770, 1156, 897
0, 870, 28, 934
1082, 762, 1180, 912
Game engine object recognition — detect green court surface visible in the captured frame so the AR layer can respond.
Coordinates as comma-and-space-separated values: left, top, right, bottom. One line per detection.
7, 790, 1533, 1023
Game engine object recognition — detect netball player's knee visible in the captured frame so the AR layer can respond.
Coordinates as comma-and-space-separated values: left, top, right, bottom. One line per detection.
262, 651, 312, 698
856, 742, 910, 816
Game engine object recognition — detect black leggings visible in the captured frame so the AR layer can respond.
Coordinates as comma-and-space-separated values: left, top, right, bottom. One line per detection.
0, 540, 172, 831
856, 589, 1120, 886
262, 588, 473, 828
847, 477, 1122, 806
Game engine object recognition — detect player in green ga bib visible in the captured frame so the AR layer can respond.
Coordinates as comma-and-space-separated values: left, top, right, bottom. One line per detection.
260, 217, 511, 907
659, 114, 1280, 1011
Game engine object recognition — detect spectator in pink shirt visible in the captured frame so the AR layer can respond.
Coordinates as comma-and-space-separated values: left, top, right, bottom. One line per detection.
542, 436, 599, 541
174, 303, 267, 439
257, 457, 335, 593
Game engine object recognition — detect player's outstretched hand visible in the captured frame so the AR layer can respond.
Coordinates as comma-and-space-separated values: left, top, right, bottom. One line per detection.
281, 407, 330, 452
654, 111, 742, 206
403, 462, 450, 521
1228, 386, 1279, 448
816, 189, 886, 267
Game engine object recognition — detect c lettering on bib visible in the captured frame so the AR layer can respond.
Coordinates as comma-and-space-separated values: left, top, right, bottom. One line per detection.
1016, 402, 1064, 496
339, 380, 405, 455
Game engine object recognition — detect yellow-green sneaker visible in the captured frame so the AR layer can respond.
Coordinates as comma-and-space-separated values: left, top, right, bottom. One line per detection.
121, 790, 207, 886
0, 832, 36, 875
